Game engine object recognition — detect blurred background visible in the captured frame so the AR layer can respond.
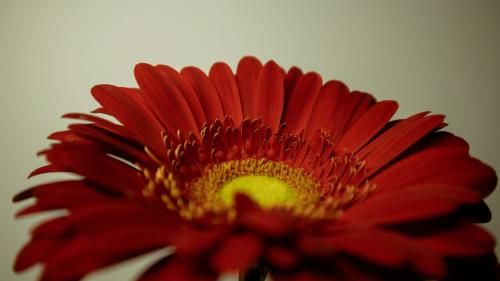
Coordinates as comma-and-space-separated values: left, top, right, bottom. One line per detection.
1, 1, 499, 280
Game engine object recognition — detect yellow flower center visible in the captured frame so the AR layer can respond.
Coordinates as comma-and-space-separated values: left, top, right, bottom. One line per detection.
143, 155, 375, 222
220, 175, 296, 208
143, 158, 330, 221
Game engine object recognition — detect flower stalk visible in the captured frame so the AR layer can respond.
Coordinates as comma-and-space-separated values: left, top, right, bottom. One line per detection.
239, 264, 268, 281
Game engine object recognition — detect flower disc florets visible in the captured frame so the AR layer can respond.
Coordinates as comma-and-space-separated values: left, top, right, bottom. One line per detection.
143, 118, 375, 222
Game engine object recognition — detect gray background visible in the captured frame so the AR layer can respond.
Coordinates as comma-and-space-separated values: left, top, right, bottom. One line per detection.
1, 1, 499, 280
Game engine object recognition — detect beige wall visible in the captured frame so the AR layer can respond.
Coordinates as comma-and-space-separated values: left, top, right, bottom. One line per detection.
1, 1, 499, 280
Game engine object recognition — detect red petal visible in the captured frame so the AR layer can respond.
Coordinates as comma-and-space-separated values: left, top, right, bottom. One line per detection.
236, 195, 295, 237
31, 202, 175, 237
301, 228, 445, 278
304, 80, 348, 139
334, 100, 398, 153
257, 60, 285, 130
156, 64, 207, 131
334, 260, 388, 281
418, 222, 495, 257
47, 130, 89, 144
343, 184, 482, 225
39, 225, 171, 281
282, 66, 303, 114
47, 130, 109, 154
283, 72, 322, 134
14, 180, 119, 217
181, 66, 225, 123
359, 113, 446, 175
62, 112, 132, 138
134, 63, 200, 137
172, 227, 227, 257
266, 246, 298, 268
239, 210, 293, 237
14, 237, 57, 272
327, 91, 375, 142
406, 131, 470, 153
210, 232, 262, 272
461, 201, 492, 222
91, 84, 166, 158
209, 62, 243, 125
28, 164, 65, 178
372, 146, 497, 197
236, 56, 263, 119
15, 201, 176, 275
66, 124, 155, 167
234, 192, 259, 213
343, 91, 377, 125
45, 143, 145, 194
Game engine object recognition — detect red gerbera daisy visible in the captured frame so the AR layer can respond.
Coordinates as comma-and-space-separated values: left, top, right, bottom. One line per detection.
14, 57, 498, 281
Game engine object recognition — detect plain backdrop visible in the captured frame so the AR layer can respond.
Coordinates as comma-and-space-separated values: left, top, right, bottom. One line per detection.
1, 1, 499, 280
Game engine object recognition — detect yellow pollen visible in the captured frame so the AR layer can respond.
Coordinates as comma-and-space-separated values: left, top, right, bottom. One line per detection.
220, 175, 296, 208
188, 159, 321, 212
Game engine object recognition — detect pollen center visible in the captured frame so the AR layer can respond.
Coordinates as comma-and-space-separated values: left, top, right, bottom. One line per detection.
220, 175, 296, 208
182, 158, 323, 219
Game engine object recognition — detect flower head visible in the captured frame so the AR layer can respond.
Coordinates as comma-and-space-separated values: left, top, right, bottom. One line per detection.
14, 57, 498, 281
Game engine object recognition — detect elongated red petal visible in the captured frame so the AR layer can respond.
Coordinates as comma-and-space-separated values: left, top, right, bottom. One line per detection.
14, 180, 119, 217
28, 164, 65, 178
417, 222, 495, 257
359, 113, 446, 175
156, 64, 207, 131
342, 91, 377, 125
181, 66, 225, 123
209, 62, 243, 125
407, 131, 469, 153
335, 100, 398, 153
304, 80, 348, 139
91, 84, 166, 158
14, 237, 59, 272
62, 112, 132, 138
282, 66, 303, 116
236, 56, 263, 119
327, 91, 375, 142
39, 225, 172, 281
342, 184, 482, 225
45, 143, 145, 195
65, 124, 155, 167
373, 147, 497, 197
15, 202, 175, 274
31, 203, 174, 238
283, 72, 322, 134
257, 60, 285, 130
134, 63, 200, 138
172, 227, 227, 258
300, 228, 445, 278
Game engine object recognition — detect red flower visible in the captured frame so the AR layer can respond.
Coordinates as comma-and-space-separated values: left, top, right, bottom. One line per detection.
14, 57, 498, 281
